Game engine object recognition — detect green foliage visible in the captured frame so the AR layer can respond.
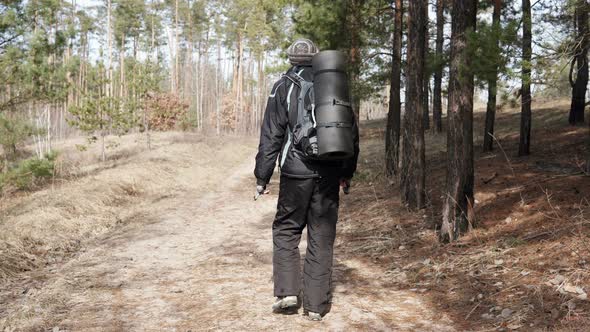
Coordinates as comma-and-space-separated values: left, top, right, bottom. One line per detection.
68, 95, 136, 137
247, 0, 288, 57
0, 152, 57, 192
0, 115, 35, 158
114, 0, 146, 47
537, 59, 572, 98
291, 0, 348, 51
292, 0, 391, 101
264, 63, 291, 75
68, 63, 137, 139
468, 18, 519, 88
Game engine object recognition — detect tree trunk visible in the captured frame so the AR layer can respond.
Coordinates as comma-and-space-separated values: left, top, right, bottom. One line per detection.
440, 0, 476, 242
46, 104, 51, 155
423, 73, 430, 131
569, 0, 589, 125
423, 11, 430, 132
147, 1, 156, 150
587, 125, 590, 174
519, 0, 532, 156
107, 0, 113, 99
216, 37, 221, 135
483, 0, 502, 152
236, 31, 244, 133
195, 41, 201, 129
385, 0, 403, 177
200, 28, 209, 132
175, 0, 180, 94
120, 33, 125, 100
400, 0, 427, 210
348, 0, 363, 119
256, 55, 263, 132
433, 0, 445, 133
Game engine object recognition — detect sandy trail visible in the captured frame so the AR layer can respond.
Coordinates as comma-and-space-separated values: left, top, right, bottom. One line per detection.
2, 154, 454, 331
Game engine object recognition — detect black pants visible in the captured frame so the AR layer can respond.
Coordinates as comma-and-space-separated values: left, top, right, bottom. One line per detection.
272, 175, 340, 314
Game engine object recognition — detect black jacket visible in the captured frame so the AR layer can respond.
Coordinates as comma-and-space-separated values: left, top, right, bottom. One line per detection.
254, 66, 360, 185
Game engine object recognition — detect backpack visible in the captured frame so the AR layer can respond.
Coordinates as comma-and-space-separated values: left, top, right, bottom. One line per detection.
283, 69, 319, 160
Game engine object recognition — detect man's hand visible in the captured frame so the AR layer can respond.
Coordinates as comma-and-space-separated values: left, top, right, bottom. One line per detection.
254, 184, 270, 201
339, 178, 351, 195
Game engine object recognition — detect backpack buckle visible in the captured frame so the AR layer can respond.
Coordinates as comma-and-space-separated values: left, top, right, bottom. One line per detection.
333, 99, 352, 108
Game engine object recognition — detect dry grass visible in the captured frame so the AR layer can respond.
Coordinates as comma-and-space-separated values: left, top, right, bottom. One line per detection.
0, 132, 257, 281
338, 99, 590, 331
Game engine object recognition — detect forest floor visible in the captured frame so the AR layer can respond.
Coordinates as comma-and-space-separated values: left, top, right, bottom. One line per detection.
0, 132, 453, 331
0, 99, 588, 331
341, 98, 590, 331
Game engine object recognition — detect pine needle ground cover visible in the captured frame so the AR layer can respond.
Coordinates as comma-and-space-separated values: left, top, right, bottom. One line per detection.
339, 99, 590, 331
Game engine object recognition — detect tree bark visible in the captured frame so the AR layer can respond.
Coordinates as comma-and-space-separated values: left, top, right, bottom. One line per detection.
348, 0, 364, 119
519, 0, 532, 156
120, 33, 125, 100
200, 28, 209, 132
216, 37, 221, 135
440, 0, 476, 242
483, 0, 502, 152
400, 0, 427, 210
569, 0, 589, 125
236, 31, 244, 133
423, 11, 430, 131
107, 0, 113, 99
385, 0, 403, 177
433, 0, 445, 133
174, 0, 180, 94
423, 71, 430, 130
587, 124, 590, 174
256, 54, 263, 132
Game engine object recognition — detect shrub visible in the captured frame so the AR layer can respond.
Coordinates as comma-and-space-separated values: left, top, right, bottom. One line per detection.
0, 152, 58, 192
0, 115, 36, 169
143, 93, 189, 131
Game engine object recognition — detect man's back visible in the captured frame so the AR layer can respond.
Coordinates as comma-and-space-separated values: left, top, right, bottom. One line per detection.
254, 65, 359, 185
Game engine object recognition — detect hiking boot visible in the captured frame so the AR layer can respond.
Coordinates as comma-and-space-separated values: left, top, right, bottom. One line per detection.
308, 311, 322, 321
272, 296, 298, 313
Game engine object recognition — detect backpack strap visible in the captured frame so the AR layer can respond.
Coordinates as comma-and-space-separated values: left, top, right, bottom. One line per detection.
297, 80, 314, 130
315, 98, 352, 108
285, 67, 314, 129
282, 68, 306, 88
282, 68, 306, 115
280, 68, 305, 168
283, 73, 301, 88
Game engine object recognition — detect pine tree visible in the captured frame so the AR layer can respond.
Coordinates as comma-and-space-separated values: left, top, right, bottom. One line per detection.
400, 0, 427, 210
519, 0, 532, 156
440, 0, 476, 242
423, 7, 430, 131
432, 0, 445, 133
569, 0, 589, 125
68, 62, 135, 161
482, 0, 502, 152
385, 0, 403, 177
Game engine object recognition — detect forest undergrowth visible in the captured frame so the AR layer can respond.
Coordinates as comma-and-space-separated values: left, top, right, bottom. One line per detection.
339, 99, 590, 331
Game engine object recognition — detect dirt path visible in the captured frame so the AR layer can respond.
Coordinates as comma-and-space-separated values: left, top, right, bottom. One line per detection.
1, 155, 455, 331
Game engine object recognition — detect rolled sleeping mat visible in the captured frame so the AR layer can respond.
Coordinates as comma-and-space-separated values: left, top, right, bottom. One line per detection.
312, 50, 354, 160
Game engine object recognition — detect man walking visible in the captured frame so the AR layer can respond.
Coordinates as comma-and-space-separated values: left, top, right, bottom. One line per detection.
254, 39, 359, 321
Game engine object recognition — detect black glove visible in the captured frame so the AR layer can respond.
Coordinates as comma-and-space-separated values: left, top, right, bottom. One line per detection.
254, 180, 270, 201
339, 178, 351, 195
